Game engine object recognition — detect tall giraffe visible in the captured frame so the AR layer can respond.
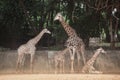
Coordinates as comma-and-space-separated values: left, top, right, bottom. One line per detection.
16, 28, 51, 72
82, 47, 106, 73
54, 13, 86, 73
53, 46, 73, 74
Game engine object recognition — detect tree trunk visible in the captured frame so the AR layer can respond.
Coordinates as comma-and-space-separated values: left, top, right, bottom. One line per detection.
19, 0, 37, 34
109, 16, 115, 48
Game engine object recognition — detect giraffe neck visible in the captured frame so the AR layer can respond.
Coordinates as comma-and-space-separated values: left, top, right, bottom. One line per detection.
88, 50, 100, 66
27, 30, 45, 45
61, 47, 69, 55
60, 18, 77, 37
92, 51, 100, 61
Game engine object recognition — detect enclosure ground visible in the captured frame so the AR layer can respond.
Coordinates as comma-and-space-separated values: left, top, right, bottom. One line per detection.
0, 74, 120, 80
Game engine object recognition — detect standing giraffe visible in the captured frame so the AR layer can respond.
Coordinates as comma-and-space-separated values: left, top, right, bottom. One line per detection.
16, 28, 51, 72
82, 47, 106, 73
54, 13, 86, 73
53, 46, 73, 74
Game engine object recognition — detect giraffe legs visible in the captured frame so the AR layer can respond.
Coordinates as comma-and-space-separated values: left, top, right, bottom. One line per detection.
89, 66, 103, 74
55, 60, 58, 74
30, 47, 36, 73
16, 55, 20, 71
60, 61, 62, 73
81, 45, 86, 65
55, 60, 65, 74
69, 47, 75, 73
62, 60, 65, 73
76, 50, 80, 72
71, 59, 74, 73
16, 53, 35, 73
60, 60, 65, 74
30, 54, 34, 73
16, 53, 25, 72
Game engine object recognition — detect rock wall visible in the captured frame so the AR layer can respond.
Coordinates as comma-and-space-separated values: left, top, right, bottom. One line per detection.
0, 50, 120, 73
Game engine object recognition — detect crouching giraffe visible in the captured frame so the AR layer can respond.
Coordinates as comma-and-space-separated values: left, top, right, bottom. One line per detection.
82, 47, 106, 74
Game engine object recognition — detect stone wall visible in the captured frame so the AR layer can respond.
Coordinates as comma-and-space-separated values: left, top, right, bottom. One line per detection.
0, 50, 120, 73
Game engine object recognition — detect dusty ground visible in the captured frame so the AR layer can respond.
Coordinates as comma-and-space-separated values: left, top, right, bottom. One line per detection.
0, 74, 120, 80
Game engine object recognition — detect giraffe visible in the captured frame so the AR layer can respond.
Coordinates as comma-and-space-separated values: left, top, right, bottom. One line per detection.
54, 13, 86, 73
16, 28, 51, 72
53, 46, 73, 74
81, 47, 106, 74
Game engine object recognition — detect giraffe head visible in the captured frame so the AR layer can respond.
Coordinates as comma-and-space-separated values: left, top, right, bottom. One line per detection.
97, 47, 106, 54
54, 12, 63, 22
43, 28, 51, 34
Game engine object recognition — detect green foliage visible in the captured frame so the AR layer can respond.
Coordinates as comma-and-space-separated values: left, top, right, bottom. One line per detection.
0, 0, 119, 48
0, 0, 23, 34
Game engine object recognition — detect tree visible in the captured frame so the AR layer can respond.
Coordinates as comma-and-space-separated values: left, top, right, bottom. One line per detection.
0, 0, 119, 49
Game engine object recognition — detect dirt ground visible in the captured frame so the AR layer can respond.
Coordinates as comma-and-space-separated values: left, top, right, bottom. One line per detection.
0, 74, 120, 80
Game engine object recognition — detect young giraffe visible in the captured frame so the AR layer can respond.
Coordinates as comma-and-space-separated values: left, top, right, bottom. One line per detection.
16, 28, 51, 72
82, 47, 106, 74
54, 13, 86, 73
53, 46, 73, 74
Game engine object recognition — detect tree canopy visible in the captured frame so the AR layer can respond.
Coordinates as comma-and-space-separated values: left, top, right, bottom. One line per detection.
0, 0, 120, 49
